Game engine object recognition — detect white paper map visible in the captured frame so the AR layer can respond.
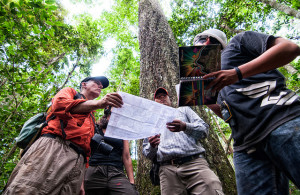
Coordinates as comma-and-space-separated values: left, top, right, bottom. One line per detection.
105, 92, 180, 140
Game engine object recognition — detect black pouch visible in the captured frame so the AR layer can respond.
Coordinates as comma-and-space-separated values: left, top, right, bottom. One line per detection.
149, 159, 160, 186
221, 100, 236, 127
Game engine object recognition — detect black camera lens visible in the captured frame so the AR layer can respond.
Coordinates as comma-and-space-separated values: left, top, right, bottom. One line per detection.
91, 134, 113, 155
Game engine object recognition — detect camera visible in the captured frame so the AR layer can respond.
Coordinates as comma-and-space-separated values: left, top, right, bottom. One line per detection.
90, 133, 113, 155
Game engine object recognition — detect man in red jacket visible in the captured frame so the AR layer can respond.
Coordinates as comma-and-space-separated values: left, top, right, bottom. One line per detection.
4, 76, 123, 195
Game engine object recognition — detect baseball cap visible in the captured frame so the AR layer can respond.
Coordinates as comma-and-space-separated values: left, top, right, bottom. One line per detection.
154, 87, 168, 99
80, 76, 109, 89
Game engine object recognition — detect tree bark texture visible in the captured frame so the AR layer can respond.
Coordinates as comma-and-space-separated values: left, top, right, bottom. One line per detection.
138, 0, 179, 102
137, 0, 237, 194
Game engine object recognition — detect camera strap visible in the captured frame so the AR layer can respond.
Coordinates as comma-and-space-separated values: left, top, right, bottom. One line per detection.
98, 126, 105, 136
90, 113, 98, 134
90, 113, 104, 136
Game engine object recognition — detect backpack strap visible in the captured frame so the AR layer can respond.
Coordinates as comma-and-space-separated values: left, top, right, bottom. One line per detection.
90, 113, 99, 134
75, 91, 97, 134
60, 120, 67, 139
73, 92, 83, 100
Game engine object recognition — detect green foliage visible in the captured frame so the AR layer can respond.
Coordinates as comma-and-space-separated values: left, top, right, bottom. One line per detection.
168, 0, 299, 45
278, 60, 300, 93
291, 181, 300, 195
0, 0, 106, 188
96, 0, 140, 95
83, 0, 140, 121
169, 0, 218, 46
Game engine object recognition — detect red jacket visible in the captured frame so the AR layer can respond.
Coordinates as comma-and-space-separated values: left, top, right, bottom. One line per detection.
42, 87, 95, 158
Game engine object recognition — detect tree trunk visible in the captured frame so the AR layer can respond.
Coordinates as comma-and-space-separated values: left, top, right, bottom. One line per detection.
136, 0, 237, 194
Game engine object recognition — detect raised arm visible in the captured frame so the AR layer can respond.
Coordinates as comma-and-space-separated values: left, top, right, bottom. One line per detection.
70, 92, 123, 114
203, 37, 300, 92
239, 37, 300, 79
184, 107, 209, 139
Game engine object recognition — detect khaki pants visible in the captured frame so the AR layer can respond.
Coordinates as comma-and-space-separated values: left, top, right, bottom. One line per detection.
159, 157, 224, 195
3, 136, 85, 195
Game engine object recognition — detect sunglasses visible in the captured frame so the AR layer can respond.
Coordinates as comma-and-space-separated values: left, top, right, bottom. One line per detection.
194, 35, 208, 45
195, 35, 221, 46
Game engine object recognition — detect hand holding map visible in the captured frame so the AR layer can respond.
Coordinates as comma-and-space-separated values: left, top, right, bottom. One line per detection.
105, 92, 180, 140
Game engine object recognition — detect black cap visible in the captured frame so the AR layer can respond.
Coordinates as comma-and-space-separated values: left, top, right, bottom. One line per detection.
80, 76, 109, 89
154, 87, 168, 99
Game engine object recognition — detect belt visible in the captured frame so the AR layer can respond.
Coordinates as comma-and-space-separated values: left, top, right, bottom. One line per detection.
160, 153, 204, 166
42, 134, 87, 163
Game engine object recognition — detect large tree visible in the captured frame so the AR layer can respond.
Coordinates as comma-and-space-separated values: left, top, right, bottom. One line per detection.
136, 0, 236, 194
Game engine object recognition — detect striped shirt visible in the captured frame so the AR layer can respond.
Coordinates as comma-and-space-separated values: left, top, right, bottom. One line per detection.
143, 106, 209, 162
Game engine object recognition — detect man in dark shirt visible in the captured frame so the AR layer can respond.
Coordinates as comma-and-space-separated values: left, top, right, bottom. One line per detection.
194, 29, 300, 194
84, 107, 139, 195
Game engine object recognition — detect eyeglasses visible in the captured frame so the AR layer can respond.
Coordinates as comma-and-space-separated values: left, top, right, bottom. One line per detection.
155, 94, 168, 100
93, 80, 103, 88
194, 35, 208, 45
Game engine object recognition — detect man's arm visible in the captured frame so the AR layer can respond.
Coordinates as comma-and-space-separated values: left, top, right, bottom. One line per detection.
239, 37, 300, 79
70, 92, 123, 114
203, 37, 300, 92
167, 107, 209, 140
123, 140, 135, 184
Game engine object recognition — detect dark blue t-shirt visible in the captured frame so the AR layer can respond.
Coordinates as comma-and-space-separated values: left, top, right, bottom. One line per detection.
219, 31, 300, 151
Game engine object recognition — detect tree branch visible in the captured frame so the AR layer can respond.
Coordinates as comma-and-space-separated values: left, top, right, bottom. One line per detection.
257, 0, 300, 19
56, 57, 80, 93
210, 110, 233, 154
0, 95, 26, 133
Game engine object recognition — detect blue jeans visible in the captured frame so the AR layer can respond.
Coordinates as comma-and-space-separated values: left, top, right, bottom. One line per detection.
234, 116, 300, 195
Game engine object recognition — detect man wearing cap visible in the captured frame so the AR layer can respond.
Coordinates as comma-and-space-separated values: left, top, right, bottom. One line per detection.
143, 87, 224, 195
194, 29, 300, 194
4, 76, 123, 195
